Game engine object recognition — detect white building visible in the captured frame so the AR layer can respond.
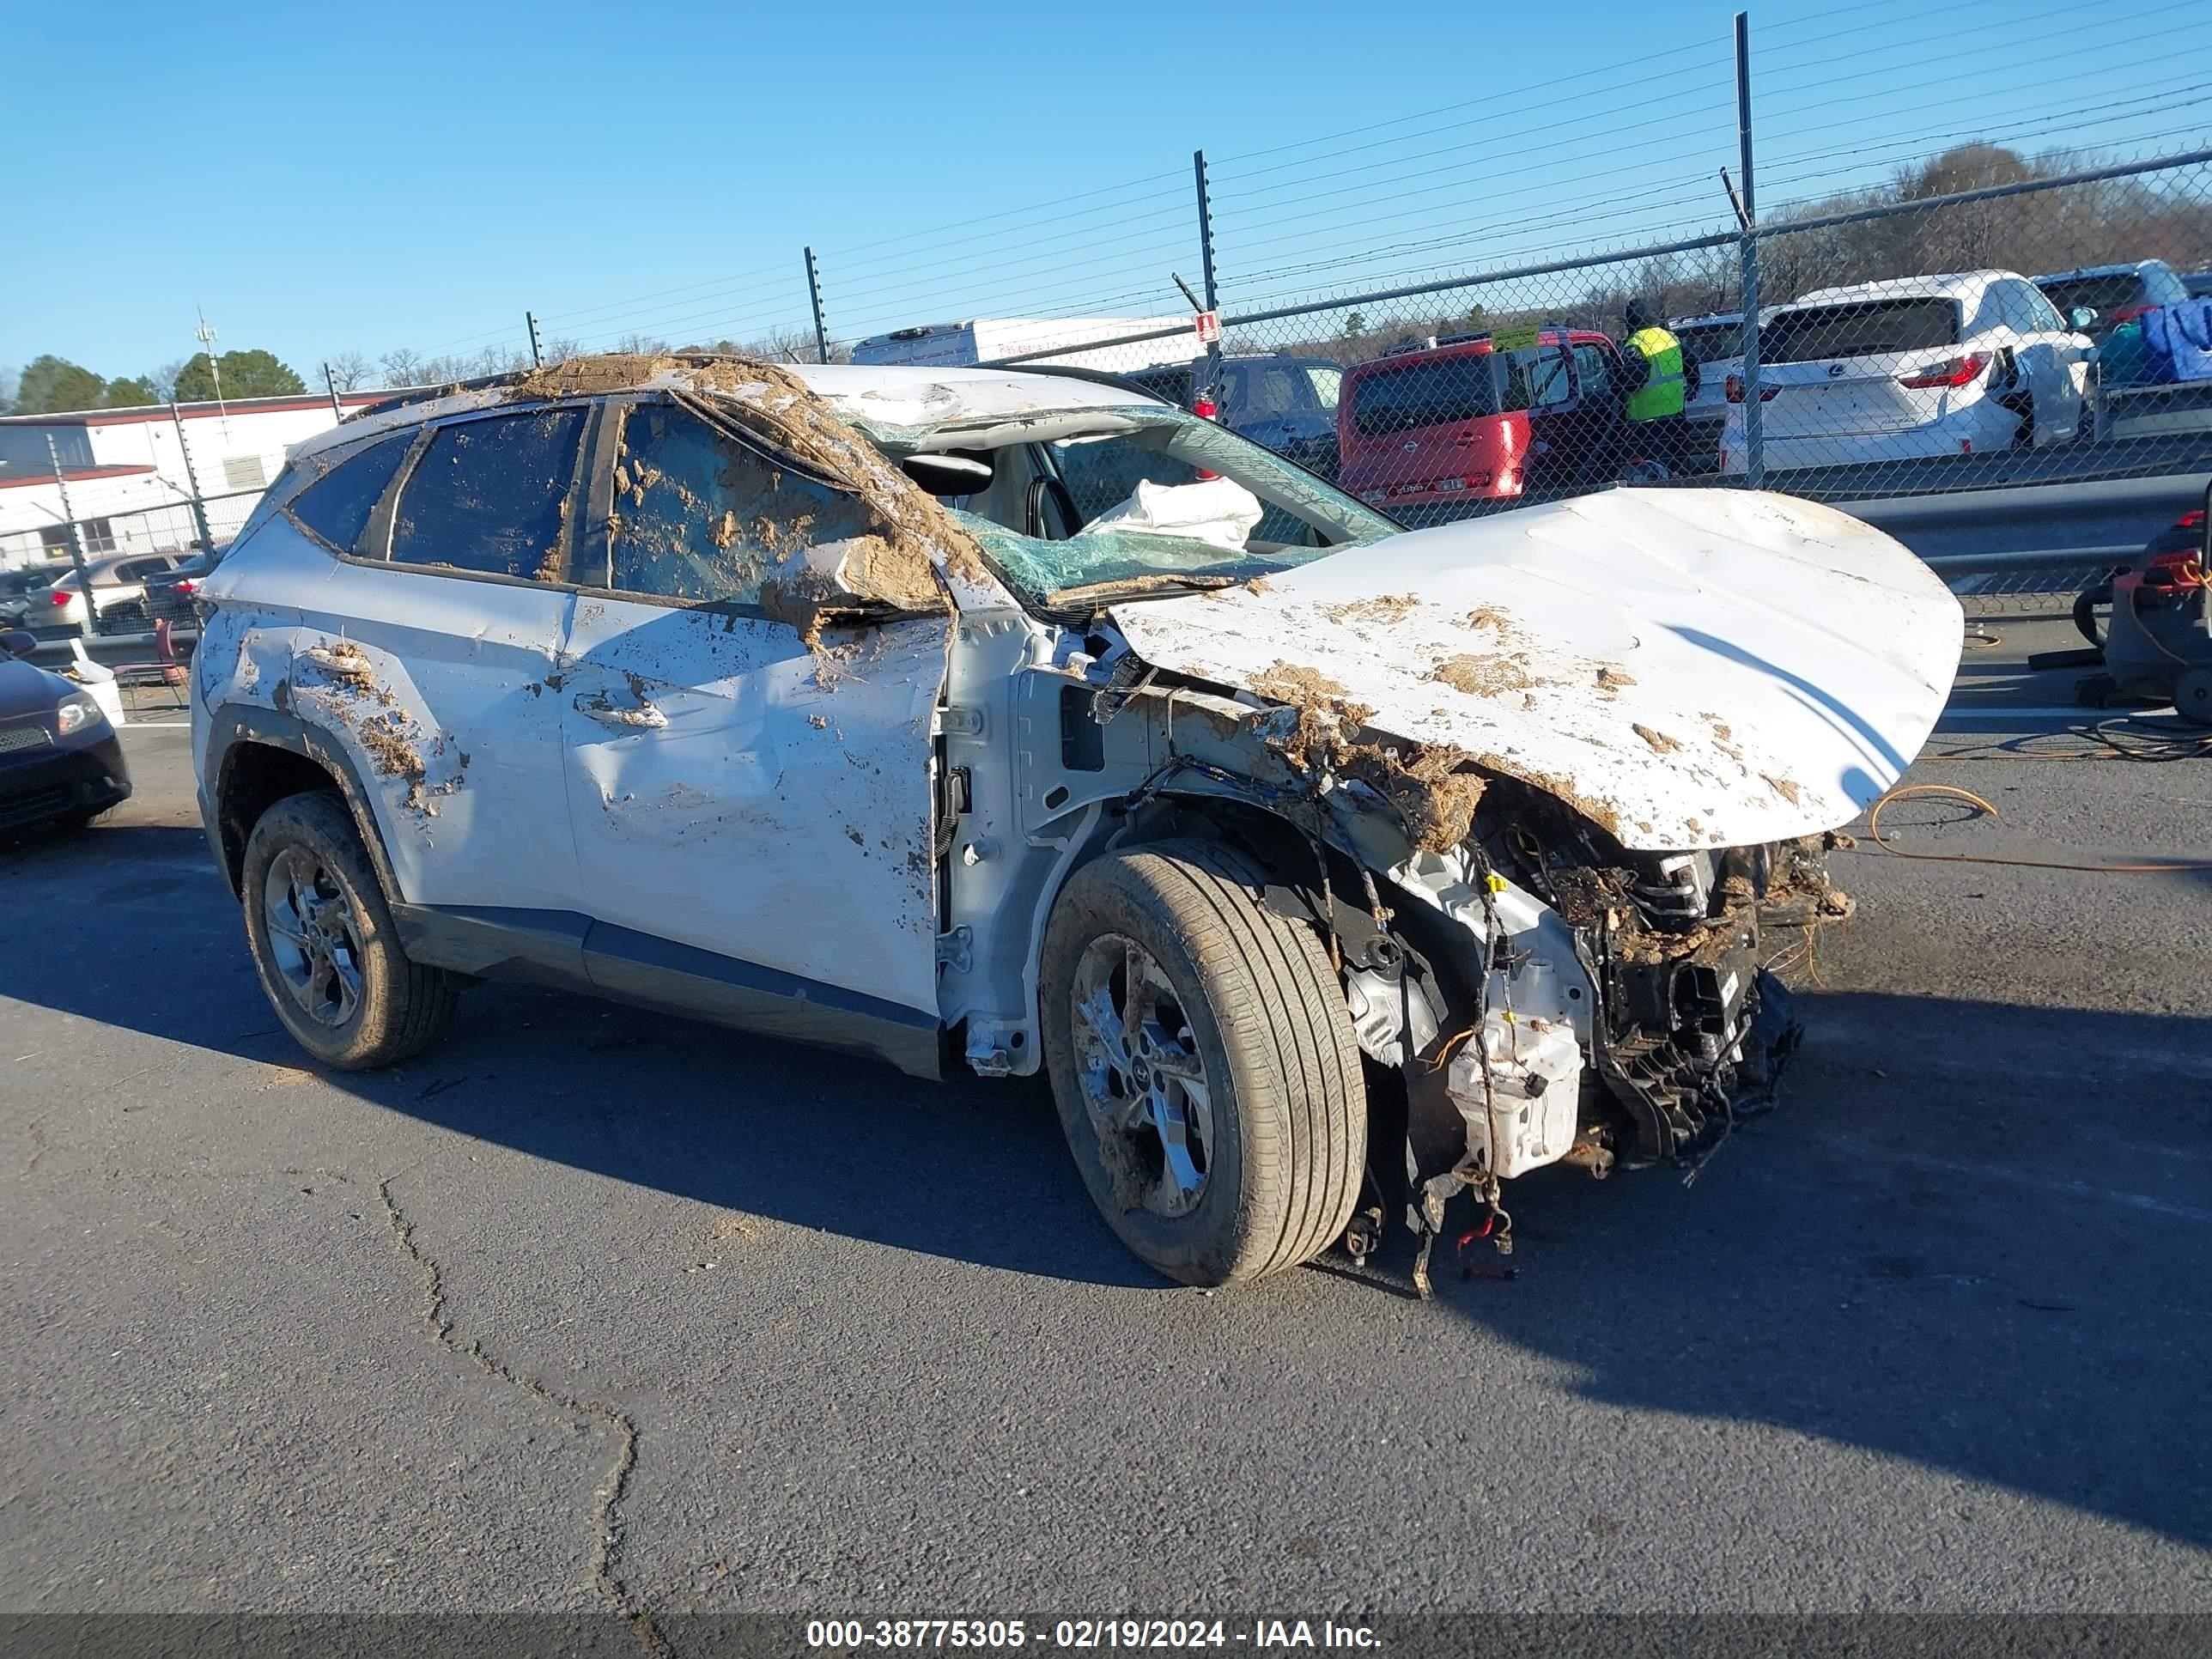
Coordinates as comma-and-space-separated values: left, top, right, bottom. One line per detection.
0, 391, 392, 570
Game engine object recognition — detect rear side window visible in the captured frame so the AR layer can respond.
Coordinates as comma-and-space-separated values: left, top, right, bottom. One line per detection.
1765, 299, 1959, 363
1675, 323, 1743, 365
1349, 356, 1502, 436
389, 408, 586, 580
1512, 344, 1577, 410
1573, 343, 1614, 397
1231, 362, 1307, 416
600, 402, 877, 605
287, 434, 412, 555
1301, 364, 1342, 410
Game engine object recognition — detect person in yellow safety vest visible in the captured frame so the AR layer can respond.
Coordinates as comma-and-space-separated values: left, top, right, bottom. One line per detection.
1619, 298, 1699, 477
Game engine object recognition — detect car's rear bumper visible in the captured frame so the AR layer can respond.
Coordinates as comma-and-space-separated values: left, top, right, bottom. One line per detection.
1720, 401, 2010, 473
0, 732, 131, 831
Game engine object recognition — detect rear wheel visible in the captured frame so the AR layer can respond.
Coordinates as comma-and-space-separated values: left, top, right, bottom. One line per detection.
1039, 839, 1365, 1286
240, 790, 458, 1068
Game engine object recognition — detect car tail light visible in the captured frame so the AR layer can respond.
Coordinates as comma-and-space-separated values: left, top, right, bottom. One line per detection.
174, 579, 198, 594
2173, 510, 2205, 531
50, 589, 72, 606
2109, 304, 2154, 325
1897, 352, 1990, 389
1724, 374, 1778, 404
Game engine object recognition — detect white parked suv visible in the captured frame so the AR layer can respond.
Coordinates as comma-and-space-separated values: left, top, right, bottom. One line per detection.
1721, 270, 2095, 475
189, 355, 1960, 1286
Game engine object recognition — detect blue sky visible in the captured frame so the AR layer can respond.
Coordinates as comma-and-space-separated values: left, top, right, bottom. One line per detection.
8, 0, 2209, 385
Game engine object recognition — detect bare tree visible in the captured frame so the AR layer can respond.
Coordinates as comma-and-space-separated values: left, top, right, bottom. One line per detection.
326, 350, 374, 391
380, 347, 423, 386
149, 359, 190, 402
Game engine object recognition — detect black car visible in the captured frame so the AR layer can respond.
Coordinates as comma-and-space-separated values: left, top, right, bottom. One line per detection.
0, 630, 132, 834
1127, 354, 1346, 478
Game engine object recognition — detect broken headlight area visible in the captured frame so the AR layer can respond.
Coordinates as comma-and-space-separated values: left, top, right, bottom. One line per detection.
1492, 811, 1854, 1173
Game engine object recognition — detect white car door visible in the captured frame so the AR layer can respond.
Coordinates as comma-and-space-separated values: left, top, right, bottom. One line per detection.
554, 392, 948, 1072
288, 406, 589, 959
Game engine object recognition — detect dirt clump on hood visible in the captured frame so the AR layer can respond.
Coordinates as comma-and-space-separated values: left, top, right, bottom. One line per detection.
1632, 723, 1680, 755
1337, 741, 1488, 854
1325, 592, 1420, 626
1431, 653, 1534, 698
1245, 659, 1486, 853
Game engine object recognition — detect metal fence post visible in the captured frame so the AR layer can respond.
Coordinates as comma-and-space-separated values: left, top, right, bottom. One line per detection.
1193, 149, 1223, 404
321, 362, 343, 418
46, 434, 100, 636
1734, 11, 1765, 489
805, 247, 831, 364
526, 311, 545, 368
169, 403, 216, 553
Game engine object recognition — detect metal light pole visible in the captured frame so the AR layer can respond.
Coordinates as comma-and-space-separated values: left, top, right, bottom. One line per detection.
1193, 149, 1223, 406
1734, 11, 1765, 489
46, 434, 99, 635
804, 247, 831, 365
195, 307, 228, 425
169, 404, 215, 551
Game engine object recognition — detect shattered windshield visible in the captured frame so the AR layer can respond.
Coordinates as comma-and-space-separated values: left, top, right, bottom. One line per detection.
846, 403, 1395, 605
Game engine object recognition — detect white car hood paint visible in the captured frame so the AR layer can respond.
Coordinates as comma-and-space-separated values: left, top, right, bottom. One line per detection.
1107, 488, 1963, 852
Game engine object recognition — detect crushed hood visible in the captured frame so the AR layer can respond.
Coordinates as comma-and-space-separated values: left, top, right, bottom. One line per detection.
1107, 488, 1963, 851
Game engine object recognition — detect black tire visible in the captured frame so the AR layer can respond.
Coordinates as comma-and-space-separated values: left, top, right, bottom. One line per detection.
2177, 667, 2212, 729
1039, 838, 1365, 1286
240, 789, 458, 1069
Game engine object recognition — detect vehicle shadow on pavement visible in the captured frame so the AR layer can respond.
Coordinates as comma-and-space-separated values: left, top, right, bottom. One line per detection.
1425, 986, 2212, 1552
8, 823, 2212, 1538
0, 822, 1158, 1290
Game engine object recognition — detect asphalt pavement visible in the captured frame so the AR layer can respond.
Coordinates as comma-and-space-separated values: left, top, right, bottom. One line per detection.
3, 634, 2210, 1640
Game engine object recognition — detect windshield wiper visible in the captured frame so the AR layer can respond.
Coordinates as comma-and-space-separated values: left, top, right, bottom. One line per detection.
1045, 572, 1248, 609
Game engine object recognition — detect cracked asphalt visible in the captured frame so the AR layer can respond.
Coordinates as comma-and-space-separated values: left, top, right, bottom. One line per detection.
4, 646, 2210, 1632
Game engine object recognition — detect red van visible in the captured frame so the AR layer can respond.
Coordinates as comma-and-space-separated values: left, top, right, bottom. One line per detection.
1337, 329, 1626, 511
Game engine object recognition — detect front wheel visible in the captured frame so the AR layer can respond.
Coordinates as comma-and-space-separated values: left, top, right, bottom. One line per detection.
1039, 839, 1366, 1286
240, 789, 458, 1069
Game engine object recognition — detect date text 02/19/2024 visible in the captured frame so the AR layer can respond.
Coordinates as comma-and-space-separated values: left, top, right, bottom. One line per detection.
805, 1620, 1384, 1650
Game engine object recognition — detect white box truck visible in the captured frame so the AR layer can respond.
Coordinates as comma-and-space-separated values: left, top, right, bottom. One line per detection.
849, 317, 1204, 374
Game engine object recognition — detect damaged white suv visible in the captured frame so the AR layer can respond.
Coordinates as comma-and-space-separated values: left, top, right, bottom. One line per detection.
191, 355, 1960, 1287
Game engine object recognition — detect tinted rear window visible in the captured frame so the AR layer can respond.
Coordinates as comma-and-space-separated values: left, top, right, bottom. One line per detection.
287, 434, 412, 555
1349, 356, 1502, 436
1765, 299, 1959, 363
1674, 322, 1744, 365
2036, 276, 2150, 314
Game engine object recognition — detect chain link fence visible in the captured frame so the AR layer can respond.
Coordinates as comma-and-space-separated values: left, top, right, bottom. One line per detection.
0, 489, 260, 639
957, 150, 2212, 537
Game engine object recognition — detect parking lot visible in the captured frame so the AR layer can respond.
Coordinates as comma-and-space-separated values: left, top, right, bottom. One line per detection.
3, 605, 2209, 1633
